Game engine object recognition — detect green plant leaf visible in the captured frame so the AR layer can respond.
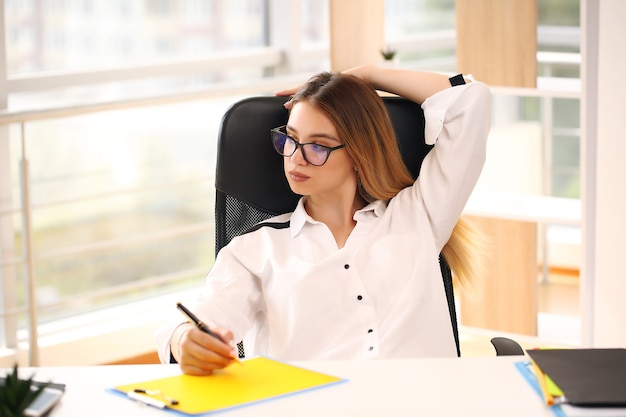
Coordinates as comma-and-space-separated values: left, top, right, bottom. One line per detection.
380, 48, 397, 60
0, 364, 49, 416
0, 403, 20, 417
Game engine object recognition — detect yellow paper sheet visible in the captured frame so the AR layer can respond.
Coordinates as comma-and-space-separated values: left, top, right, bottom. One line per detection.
113, 356, 344, 415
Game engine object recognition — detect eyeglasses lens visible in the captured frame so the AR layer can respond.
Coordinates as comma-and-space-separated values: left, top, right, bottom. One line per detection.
302, 144, 327, 165
272, 131, 287, 154
273, 131, 328, 166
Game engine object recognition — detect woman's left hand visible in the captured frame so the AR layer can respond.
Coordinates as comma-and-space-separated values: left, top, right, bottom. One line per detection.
274, 86, 299, 97
274, 86, 300, 109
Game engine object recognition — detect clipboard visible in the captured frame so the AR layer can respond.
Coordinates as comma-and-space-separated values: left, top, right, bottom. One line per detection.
515, 361, 626, 417
111, 356, 345, 415
515, 361, 567, 417
526, 348, 626, 407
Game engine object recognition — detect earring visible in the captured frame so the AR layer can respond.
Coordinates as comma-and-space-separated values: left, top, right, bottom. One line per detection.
354, 166, 358, 172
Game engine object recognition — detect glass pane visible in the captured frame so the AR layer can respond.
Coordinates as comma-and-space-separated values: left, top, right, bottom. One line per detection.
538, 62, 580, 79
385, 0, 455, 35
36, 234, 214, 322
477, 95, 544, 196
6, 96, 241, 323
551, 172, 580, 199
538, 0, 580, 26
4, 0, 267, 75
301, 0, 329, 46
384, 0, 456, 70
521, 97, 542, 122
552, 135, 580, 169
553, 98, 580, 129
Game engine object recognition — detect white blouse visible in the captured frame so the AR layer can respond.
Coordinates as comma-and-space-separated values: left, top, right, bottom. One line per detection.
156, 80, 492, 363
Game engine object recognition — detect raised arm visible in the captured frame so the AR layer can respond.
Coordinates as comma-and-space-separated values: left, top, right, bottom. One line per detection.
275, 65, 461, 105
342, 65, 455, 104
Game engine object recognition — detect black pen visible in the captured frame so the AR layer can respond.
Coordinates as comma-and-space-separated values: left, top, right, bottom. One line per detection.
176, 302, 243, 365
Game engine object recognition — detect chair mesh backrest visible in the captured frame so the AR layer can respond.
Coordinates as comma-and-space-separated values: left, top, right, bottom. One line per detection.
215, 96, 460, 357
215, 193, 275, 248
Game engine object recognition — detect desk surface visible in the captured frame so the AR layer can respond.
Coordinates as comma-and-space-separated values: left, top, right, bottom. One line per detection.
10, 356, 558, 417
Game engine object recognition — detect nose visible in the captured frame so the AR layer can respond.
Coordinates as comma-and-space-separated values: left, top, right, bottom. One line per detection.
290, 144, 308, 165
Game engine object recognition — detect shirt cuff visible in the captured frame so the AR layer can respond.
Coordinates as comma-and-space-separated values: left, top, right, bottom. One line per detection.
421, 79, 471, 145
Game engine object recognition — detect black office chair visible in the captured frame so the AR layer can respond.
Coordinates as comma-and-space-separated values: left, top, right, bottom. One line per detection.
214, 95, 459, 357
490, 337, 525, 356
214, 95, 522, 358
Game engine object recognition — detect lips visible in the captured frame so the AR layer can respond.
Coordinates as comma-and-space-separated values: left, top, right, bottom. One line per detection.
288, 171, 310, 182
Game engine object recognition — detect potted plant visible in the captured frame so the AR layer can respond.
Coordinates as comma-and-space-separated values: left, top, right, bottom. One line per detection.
0, 364, 48, 417
380, 48, 398, 67
380, 48, 397, 61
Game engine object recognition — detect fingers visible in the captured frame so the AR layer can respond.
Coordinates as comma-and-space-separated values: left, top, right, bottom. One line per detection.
275, 86, 300, 110
283, 98, 294, 109
274, 86, 299, 97
177, 326, 238, 376
211, 326, 236, 348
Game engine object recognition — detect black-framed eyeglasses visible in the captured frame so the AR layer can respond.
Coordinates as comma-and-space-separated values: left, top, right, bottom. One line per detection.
271, 125, 345, 166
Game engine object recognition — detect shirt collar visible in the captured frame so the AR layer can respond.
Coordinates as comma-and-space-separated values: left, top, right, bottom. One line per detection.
289, 198, 309, 238
289, 198, 387, 238
357, 199, 387, 219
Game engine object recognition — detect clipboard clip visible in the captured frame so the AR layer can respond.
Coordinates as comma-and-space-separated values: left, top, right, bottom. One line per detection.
127, 389, 179, 409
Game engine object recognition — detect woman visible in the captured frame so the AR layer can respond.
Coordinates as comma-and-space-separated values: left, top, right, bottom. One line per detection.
156, 65, 492, 376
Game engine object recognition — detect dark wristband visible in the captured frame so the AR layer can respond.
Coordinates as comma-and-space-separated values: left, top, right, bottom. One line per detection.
449, 74, 466, 86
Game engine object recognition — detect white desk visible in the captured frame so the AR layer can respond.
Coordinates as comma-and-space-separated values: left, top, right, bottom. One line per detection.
12, 356, 557, 417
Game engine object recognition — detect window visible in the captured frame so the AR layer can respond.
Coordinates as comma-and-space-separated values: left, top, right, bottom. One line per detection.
1, 0, 335, 364
1, 0, 584, 363
0, 0, 271, 356
384, 0, 456, 71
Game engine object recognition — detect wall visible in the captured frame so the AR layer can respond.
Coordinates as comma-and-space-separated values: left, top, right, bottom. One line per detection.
588, 0, 626, 347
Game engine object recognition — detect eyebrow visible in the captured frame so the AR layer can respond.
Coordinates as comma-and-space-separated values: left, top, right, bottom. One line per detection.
286, 125, 341, 144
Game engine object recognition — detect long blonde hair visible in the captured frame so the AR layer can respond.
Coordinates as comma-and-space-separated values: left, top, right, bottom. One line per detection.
291, 71, 485, 286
